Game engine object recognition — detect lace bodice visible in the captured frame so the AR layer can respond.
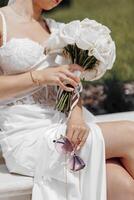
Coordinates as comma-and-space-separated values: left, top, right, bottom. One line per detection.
0, 10, 66, 108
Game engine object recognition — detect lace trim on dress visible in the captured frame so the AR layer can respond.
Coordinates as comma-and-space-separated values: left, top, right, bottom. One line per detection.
5, 85, 58, 108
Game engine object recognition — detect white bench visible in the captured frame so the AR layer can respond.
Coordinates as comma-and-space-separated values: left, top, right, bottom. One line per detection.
0, 164, 33, 200
0, 111, 134, 200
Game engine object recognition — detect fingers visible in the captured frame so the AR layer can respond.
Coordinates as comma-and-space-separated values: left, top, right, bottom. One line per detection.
66, 124, 90, 151
62, 69, 80, 83
68, 64, 84, 73
71, 126, 82, 146
77, 129, 90, 151
58, 73, 78, 88
79, 125, 90, 150
59, 64, 83, 82
66, 125, 75, 147
58, 80, 74, 92
71, 125, 89, 150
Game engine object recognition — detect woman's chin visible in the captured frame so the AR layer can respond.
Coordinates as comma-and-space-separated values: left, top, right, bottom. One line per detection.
43, 5, 58, 11
43, 1, 62, 10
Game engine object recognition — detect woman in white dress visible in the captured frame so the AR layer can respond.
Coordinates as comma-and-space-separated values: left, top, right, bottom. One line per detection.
0, 1, 134, 200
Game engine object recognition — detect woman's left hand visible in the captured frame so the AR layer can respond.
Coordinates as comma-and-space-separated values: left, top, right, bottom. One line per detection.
66, 113, 90, 151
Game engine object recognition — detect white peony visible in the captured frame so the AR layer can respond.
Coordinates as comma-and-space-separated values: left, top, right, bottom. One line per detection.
45, 18, 65, 33
90, 36, 115, 70
59, 20, 81, 44
46, 20, 81, 50
46, 31, 66, 50
81, 18, 111, 35
76, 27, 99, 50
46, 18, 116, 81
80, 39, 116, 80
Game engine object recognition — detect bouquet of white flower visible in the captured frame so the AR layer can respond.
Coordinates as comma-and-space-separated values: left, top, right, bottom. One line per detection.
46, 18, 116, 117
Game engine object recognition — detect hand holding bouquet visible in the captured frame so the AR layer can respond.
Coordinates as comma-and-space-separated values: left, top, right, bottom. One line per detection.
46, 18, 116, 117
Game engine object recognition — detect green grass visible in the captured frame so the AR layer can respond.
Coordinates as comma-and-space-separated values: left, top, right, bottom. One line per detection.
45, 0, 134, 82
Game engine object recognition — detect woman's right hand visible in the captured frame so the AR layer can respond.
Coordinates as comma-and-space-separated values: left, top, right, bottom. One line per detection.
32, 64, 82, 92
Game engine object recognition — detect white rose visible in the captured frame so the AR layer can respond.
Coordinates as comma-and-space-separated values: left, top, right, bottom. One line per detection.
90, 34, 116, 69
82, 35, 116, 81
46, 31, 67, 50
76, 27, 99, 50
80, 32, 116, 81
80, 64, 107, 81
81, 18, 111, 35
45, 18, 66, 33
60, 20, 81, 44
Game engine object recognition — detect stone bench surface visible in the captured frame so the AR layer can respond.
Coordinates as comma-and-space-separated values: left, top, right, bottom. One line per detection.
0, 111, 134, 198
95, 111, 134, 122
0, 165, 33, 198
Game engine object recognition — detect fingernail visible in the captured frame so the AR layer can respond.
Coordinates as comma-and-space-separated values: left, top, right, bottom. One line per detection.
71, 151, 74, 156
76, 145, 80, 151
69, 88, 74, 91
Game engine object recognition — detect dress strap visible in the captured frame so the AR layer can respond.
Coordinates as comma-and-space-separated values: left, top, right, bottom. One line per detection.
0, 10, 7, 46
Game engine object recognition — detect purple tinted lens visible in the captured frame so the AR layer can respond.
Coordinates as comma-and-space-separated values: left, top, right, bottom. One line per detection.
53, 136, 73, 154
68, 154, 86, 171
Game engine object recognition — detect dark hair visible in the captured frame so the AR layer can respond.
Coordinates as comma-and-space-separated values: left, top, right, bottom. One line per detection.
0, 0, 9, 7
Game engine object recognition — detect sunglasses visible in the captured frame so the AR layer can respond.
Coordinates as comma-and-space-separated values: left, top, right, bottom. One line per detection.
53, 134, 86, 172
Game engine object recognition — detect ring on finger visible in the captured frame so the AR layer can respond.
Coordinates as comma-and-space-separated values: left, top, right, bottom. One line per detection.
77, 137, 82, 144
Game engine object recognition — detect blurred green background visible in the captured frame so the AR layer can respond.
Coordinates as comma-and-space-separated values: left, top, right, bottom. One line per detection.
46, 0, 134, 83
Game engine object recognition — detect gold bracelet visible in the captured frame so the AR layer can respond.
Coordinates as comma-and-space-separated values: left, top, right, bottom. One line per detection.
29, 70, 42, 87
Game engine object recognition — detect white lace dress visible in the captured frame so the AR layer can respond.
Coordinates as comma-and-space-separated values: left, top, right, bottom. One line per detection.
0, 10, 107, 200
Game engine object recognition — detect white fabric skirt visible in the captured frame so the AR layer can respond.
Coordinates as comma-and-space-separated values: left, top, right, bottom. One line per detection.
0, 104, 107, 200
